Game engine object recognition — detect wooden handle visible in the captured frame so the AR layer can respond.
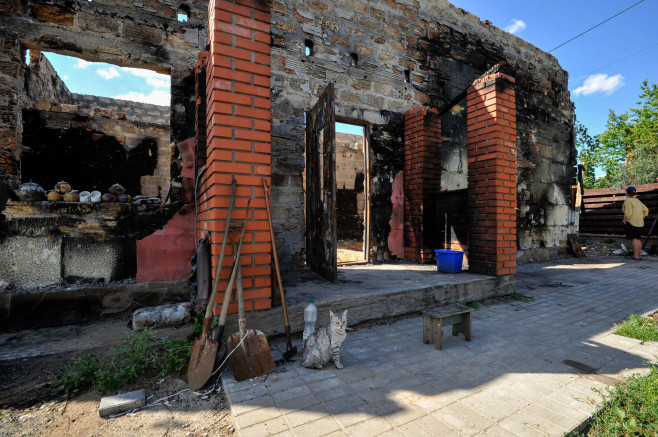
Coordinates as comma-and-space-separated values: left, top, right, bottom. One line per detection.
205, 176, 236, 320
263, 178, 290, 327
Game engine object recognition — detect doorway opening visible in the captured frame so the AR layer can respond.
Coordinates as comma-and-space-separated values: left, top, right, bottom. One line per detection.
335, 122, 368, 264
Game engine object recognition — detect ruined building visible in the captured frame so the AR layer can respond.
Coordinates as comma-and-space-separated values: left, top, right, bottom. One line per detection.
1, 0, 576, 322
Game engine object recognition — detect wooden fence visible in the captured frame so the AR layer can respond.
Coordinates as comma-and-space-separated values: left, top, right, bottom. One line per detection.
580, 183, 658, 237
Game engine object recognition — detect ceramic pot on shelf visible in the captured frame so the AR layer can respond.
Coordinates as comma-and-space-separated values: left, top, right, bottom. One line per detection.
102, 193, 116, 203
15, 182, 46, 202
117, 193, 132, 203
90, 191, 101, 203
79, 191, 91, 203
109, 183, 125, 195
47, 190, 62, 201
63, 190, 80, 202
54, 181, 72, 193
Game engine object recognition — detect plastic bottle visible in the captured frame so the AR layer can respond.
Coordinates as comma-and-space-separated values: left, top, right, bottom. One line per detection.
303, 299, 317, 342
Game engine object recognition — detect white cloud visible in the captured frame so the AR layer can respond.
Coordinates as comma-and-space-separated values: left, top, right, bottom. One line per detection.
114, 89, 170, 106
76, 59, 92, 69
146, 77, 170, 88
122, 67, 168, 80
97, 67, 120, 80
504, 19, 526, 34
573, 73, 625, 96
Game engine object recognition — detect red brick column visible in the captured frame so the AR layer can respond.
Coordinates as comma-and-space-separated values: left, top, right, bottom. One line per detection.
198, 0, 272, 314
404, 106, 441, 263
466, 73, 517, 276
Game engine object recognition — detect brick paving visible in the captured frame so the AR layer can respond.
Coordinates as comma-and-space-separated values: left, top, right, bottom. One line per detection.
222, 257, 658, 436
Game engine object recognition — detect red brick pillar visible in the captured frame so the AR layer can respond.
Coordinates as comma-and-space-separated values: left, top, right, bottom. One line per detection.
404, 106, 441, 263
466, 73, 517, 276
198, 0, 272, 314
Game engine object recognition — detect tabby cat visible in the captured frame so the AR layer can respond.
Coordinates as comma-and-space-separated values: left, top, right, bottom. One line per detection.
301, 310, 348, 369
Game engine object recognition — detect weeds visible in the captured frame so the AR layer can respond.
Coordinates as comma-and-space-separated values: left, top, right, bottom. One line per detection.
193, 312, 217, 338
614, 314, 658, 342
587, 364, 658, 436
52, 328, 191, 394
510, 292, 532, 303
602, 238, 616, 244
461, 298, 491, 309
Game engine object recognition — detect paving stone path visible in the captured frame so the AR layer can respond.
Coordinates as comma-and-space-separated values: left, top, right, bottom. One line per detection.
222, 257, 658, 436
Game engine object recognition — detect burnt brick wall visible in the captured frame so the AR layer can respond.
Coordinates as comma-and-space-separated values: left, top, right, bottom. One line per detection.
70, 94, 170, 125
21, 108, 170, 198
0, 0, 209, 201
270, 0, 575, 267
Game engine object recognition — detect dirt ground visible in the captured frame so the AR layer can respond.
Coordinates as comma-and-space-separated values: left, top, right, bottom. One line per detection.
0, 324, 235, 437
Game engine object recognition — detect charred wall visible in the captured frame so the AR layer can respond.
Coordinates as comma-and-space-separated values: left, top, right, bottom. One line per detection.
0, 0, 208, 201
22, 106, 170, 198
270, 0, 575, 266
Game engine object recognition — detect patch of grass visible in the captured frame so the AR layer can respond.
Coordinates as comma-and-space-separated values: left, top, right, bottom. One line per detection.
602, 238, 616, 244
586, 364, 658, 436
461, 298, 491, 309
510, 292, 532, 303
614, 314, 658, 342
52, 328, 192, 394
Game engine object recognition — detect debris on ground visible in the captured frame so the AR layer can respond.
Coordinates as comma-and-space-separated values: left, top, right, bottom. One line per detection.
99, 389, 145, 418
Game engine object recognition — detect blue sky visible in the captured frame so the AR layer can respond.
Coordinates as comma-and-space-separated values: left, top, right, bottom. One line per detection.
43, 53, 171, 106
449, 0, 658, 137
43, 0, 656, 138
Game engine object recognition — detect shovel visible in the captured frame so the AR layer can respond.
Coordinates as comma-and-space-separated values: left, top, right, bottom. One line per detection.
187, 191, 248, 390
263, 178, 297, 360
227, 261, 276, 382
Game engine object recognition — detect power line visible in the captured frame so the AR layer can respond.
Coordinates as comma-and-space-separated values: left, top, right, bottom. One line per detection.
549, 0, 646, 53
569, 41, 658, 84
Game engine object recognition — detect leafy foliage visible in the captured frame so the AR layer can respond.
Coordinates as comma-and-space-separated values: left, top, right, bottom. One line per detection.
52, 328, 192, 394
614, 313, 658, 342
587, 365, 658, 436
577, 80, 658, 188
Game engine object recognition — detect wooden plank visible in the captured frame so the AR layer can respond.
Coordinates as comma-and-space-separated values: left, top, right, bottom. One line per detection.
583, 183, 658, 197
432, 317, 443, 350
567, 234, 586, 258
463, 312, 472, 341
423, 315, 432, 344
422, 303, 473, 319
305, 83, 337, 282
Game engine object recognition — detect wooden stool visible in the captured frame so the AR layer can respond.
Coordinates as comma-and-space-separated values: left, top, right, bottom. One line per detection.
422, 303, 473, 350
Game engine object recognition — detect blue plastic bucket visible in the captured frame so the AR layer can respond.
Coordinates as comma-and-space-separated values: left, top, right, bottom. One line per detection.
434, 250, 464, 273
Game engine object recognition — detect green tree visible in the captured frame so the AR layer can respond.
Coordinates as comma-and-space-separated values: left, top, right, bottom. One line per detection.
578, 80, 658, 188
575, 122, 598, 189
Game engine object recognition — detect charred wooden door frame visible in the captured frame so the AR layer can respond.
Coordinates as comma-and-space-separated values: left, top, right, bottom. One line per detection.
306, 83, 337, 282
305, 84, 372, 281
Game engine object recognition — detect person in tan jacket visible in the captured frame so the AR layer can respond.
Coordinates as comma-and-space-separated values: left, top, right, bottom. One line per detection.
622, 186, 649, 260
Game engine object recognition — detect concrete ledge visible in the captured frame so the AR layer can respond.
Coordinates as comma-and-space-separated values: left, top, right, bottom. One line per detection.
223, 274, 515, 337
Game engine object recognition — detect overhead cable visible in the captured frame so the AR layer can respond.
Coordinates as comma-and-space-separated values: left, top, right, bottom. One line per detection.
569, 41, 658, 83
549, 0, 646, 53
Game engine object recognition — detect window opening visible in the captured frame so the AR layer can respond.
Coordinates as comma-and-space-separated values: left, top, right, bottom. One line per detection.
305, 39, 314, 56
177, 6, 190, 22
404, 69, 410, 83
21, 51, 172, 199
350, 53, 358, 67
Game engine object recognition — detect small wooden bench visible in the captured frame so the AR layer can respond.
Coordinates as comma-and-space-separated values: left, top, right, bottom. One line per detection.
422, 303, 473, 350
